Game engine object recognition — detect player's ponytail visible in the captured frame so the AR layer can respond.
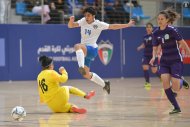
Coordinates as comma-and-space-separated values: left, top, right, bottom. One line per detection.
166, 9, 180, 24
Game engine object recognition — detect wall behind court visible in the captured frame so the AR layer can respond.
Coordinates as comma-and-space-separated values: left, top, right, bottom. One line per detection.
0, 25, 189, 81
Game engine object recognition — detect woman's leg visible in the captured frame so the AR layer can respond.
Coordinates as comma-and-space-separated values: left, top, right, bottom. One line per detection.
162, 74, 181, 114
67, 86, 95, 99
74, 44, 87, 75
142, 65, 150, 86
151, 66, 160, 78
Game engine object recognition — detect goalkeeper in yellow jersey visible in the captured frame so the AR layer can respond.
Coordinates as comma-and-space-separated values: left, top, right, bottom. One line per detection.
37, 55, 95, 114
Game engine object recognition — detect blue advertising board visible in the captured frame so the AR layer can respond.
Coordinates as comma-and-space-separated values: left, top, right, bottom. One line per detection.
0, 24, 189, 81
6, 25, 121, 80
8, 25, 81, 80
122, 27, 190, 77
122, 27, 145, 77
0, 25, 9, 81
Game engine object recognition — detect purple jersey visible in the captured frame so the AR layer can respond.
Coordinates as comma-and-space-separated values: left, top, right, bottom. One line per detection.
143, 34, 153, 58
152, 25, 183, 63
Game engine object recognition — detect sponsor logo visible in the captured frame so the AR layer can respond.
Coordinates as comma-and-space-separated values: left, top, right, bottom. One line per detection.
98, 40, 113, 65
93, 25, 98, 29
164, 34, 169, 40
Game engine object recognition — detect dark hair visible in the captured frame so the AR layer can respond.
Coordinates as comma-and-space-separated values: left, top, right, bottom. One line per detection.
146, 22, 153, 28
83, 7, 96, 16
158, 9, 179, 24
165, 9, 180, 24
39, 55, 53, 68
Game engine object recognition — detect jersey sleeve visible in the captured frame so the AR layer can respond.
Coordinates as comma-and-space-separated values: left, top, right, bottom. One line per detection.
152, 32, 159, 46
51, 70, 68, 83
142, 36, 146, 45
98, 20, 109, 30
77, 17, 86, 26
172, 28, 183, 41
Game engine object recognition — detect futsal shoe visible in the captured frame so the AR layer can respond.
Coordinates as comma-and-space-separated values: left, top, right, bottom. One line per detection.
103, 80, 110, 94
182, 77, 189, 89
144, 86, 151, 91
84, 91, 95, 99
78, 67, 86, 75
144, 82, 151, 87
71, 107, 87, 114
169, 108, 181, 114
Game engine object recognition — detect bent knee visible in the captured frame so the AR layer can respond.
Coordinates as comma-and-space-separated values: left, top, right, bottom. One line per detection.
172, 84, 181, 92
172, 87, 180, 92
74, 44, 81, 51
152, 70, 157, 74
83, 74, 91, 79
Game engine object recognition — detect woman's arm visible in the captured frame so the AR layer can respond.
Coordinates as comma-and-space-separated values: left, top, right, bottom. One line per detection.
178, 39, 190, 55
108, 19, 135, 30
58, 67, 68, 83
68, 16, 79, 28
149, 46, 158, 66
52, 67, 68, 83
137, 43, 145, 51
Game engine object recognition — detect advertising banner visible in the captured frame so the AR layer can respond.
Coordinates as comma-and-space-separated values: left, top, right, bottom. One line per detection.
7, 25, 121, 80
0, 25, 189, 80
0, 25, 9, 81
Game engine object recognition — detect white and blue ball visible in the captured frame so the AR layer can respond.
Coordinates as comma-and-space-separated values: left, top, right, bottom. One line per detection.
11, 106, 26, 121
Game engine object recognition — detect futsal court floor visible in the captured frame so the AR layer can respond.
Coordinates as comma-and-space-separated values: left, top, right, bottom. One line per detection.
0, 77, 190, 127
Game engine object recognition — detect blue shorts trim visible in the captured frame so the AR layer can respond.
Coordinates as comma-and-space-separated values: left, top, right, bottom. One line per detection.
85, 46, 98, 67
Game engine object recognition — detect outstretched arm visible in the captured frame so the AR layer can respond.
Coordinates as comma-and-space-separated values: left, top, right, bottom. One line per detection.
178, 39, 190, 55
68, 16, 79, 28
108, 19, 135, 30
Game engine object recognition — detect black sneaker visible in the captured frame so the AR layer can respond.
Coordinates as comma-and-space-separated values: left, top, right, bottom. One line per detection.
169, 108, 181, 115
103, 80, 110, 94
182, 77, 189, 89
78, 67, 86, 75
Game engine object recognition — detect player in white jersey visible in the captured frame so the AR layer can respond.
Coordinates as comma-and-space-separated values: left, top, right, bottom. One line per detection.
68, 7, 135, 94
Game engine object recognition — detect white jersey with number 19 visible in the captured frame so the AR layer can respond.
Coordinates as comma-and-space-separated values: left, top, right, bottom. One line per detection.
77, 18, 109, 48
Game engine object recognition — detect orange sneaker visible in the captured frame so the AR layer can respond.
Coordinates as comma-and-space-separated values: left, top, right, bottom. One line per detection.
71, 107, 87, 114
85, 91, 95, 99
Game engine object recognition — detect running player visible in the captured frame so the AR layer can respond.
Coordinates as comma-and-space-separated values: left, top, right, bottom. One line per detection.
137, 22, 160, 87
164, 9, 189, 89
150, 10, 190, 114
37, 55, 95, 114
68, 7, 135, 94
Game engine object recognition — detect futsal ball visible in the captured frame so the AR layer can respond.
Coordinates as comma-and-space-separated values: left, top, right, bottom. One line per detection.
11, 106, 26, 121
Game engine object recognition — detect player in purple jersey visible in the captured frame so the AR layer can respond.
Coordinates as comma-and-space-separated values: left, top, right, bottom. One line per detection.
137, 22, 160, 87
164, 9, 189, 89
150, 10, 190, 114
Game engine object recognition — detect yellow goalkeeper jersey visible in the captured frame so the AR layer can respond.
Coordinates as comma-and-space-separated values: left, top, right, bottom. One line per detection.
37, 69, 68, 103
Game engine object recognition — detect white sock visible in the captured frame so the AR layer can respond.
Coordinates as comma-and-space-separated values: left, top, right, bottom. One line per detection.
76, 49, 84, 68
90, 73, 105, 87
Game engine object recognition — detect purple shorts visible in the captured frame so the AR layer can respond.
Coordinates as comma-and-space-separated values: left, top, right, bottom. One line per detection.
159, 61, 183, 79
142, 57, 158, 67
